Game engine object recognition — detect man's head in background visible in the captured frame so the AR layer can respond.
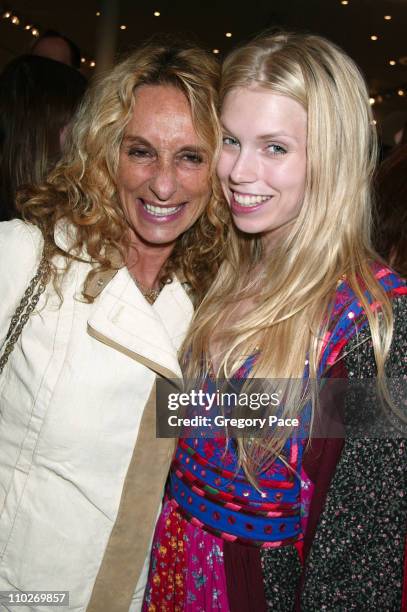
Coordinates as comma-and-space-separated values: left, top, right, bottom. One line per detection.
31, 30, 81, 69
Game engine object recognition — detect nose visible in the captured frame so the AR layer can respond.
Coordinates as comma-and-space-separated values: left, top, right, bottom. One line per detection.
148, 158, 177, 202
229, 149, 258, 185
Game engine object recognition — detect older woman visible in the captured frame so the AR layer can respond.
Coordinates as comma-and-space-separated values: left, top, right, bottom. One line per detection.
143, 33, 407, 610
0, 43, 223, 611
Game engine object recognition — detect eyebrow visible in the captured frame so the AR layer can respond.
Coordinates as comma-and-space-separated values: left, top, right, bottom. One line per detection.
257, 132, 300, 143
122, 135, 150, 145
122, 135, 206, 153
221, 123, 300, 144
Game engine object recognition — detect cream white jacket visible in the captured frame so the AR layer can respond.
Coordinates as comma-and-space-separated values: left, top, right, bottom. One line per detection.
0, 220, 193, 611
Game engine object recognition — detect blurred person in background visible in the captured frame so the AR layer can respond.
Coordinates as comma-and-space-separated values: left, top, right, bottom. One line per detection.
0, 54, 87, 221
374, 133, 407, 278
379, 110, 407, 159
31, 29, 82, 69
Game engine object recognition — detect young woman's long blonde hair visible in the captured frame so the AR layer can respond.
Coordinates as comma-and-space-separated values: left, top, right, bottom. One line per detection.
182, 32, 394, 481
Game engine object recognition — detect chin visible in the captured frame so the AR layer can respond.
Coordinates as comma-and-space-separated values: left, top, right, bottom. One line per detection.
232, 218, 269, 235
139, 227, 187, 247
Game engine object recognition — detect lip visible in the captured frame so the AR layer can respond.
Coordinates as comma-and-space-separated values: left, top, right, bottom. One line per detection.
138, 198, 186, 223
230, 191, 273, 215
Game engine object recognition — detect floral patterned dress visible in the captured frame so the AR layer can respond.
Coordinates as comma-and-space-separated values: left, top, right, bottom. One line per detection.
142, 266, 407, 611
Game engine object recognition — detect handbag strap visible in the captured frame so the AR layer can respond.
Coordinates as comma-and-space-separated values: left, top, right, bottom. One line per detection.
0, 245, 52, 375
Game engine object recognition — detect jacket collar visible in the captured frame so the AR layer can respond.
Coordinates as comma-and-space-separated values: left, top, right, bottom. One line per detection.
87, 268, 192, 380
54, 218, 87, 257
54, 220, 192, 379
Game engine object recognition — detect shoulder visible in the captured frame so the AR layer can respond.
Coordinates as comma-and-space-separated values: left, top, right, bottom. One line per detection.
0, 219, 43, 263
0, 221, 45, 343
322, 266, 407, 374
333, 263, 406, 312
0, 220, 44, 285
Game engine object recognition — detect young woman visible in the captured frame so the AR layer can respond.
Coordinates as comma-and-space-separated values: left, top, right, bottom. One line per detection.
143, 33, 407, 611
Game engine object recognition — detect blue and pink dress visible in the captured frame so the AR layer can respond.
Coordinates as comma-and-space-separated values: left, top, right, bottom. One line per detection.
143, 266, 407, 611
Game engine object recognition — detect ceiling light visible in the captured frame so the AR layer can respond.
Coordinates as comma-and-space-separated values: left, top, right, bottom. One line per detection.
120, 24, 127, 30
81, 57, 86, 63
2, 11, 11, 18
398, 89, 405, 96
11, 15, 20, 25
370, 35, 378, 41
90, 61, 96, 68
31, 28, 39, 37
153, 11, 160, 17
212, 49, 220, 54
24, 24, 32, 30
372, 120, 377, 125
96, 11, 100, 16
341, 1, 349, 5
225, 32, 232, 38
384, 15, 391, 21
369, 97, 375, 105
389, 60, 396, 66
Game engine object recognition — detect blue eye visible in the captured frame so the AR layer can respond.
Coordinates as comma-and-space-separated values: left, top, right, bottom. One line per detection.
222, 135, 239, 147
267, 144, 287, 156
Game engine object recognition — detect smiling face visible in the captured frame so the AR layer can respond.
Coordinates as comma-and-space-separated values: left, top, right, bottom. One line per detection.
117, 84, 211, 250
217, 86, 307, 248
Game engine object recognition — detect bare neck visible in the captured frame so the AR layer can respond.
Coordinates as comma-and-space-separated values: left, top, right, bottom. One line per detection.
126, 238, 175, 289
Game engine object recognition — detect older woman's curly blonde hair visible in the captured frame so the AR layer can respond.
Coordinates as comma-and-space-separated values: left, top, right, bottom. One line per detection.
17, 42, 227, 303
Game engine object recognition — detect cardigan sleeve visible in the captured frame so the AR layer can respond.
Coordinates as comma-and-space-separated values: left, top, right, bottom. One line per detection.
301, 294, 407, 611
343, 294, 407, 378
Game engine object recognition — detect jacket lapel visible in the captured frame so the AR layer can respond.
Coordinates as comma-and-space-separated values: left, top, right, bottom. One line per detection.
85, 272, 192, 611
54, 219, 192, 380
86, 386, 174, 612
55, 224, 192, 611
87, 267, 193, 380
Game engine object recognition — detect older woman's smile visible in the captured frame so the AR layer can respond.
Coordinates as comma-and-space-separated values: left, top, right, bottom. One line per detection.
138, 198, 184, 221
117, 84, 211, 248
